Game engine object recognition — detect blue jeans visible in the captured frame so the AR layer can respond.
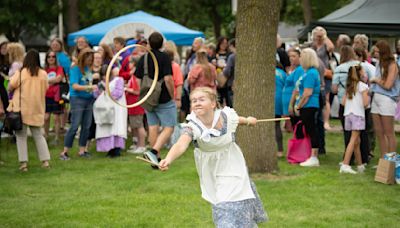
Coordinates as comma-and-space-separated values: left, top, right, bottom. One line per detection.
64, 96, 94, 148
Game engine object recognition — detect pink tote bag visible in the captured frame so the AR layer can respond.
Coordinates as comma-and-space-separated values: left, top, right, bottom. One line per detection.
287, 121, 312, 164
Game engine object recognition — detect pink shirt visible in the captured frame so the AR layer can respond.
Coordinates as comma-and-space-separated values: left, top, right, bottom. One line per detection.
188, 63, 217, 91
171, 62, 183, 98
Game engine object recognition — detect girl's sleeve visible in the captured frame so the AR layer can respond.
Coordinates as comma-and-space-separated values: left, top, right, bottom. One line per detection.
222, 106, 239, 129
180, 123, 195, 140
111, 78, 125, 99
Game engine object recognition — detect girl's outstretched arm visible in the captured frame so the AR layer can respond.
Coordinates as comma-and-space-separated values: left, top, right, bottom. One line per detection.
159, 134, 192, 171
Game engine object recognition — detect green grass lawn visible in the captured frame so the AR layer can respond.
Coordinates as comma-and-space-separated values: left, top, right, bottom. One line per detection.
0, 130, 399, 227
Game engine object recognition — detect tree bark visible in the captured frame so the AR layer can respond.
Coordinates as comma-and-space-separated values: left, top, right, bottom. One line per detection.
235, 0, 280, 173
301, 0, 312, 25
67, 0, 80, 34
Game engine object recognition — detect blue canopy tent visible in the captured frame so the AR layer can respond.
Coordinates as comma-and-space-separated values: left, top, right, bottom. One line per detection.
67, 10, 204, 46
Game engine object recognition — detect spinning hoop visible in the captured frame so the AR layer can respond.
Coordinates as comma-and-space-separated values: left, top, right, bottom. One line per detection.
105, 44, 159, 108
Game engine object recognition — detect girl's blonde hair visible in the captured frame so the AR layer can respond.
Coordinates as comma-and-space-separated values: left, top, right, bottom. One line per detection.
346, 65, 363, 100
300, 48, 319, 69
190, 87, 220, 109
196, 48, 213, 82
7, 42, 25, 63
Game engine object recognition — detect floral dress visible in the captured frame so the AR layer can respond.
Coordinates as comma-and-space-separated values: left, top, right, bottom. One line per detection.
183, 107, 267, 227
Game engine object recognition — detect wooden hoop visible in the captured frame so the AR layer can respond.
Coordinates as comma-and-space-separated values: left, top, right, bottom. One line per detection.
105, 44, 159, 108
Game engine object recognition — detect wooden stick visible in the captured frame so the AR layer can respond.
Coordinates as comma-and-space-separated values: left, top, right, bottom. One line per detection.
135, 156, 160, 168
257, 117, 290, 122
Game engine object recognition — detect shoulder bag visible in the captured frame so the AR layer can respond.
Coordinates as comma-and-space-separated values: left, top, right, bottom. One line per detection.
5, 70, 23, 131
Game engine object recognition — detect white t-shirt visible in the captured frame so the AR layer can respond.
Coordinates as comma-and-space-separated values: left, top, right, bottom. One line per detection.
344, 81, 369, 117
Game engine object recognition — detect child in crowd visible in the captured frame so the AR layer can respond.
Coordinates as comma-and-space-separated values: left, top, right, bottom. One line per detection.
158, 87, 267, 227
125, 57, 147, 154
93, 66, 127, 158
340, 65, 369, 174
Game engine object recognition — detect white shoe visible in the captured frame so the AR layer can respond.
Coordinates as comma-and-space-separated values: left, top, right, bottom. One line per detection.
133, 147, 147, 154
129, 144, 137, 150
340, 164, 357, 174
127, 147, 146, 154
357, 165, 366, 173
300, 157, 320, 167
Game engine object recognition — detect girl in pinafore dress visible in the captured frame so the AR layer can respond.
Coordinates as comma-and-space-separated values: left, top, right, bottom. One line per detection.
159, 87, 267, 227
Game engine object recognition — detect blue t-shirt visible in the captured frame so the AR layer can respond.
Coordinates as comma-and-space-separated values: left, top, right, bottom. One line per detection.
56, 52, 71, 76
275, 68, 286, 115
298, 67, 320, 108
69, 66, 93, 99
283, 66, 304, 96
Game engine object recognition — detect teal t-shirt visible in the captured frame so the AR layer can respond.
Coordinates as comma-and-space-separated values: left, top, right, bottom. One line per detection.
298, 67, 320, 108
69, 66, 93, 99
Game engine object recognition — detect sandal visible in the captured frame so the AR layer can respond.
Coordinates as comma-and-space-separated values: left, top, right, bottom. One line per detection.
59, 152, 70, 161
19, 162, 28, 172
42, 161, 50, 168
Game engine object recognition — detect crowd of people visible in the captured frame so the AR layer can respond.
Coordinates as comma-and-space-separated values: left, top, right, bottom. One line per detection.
0, 27, 399, 175
0, 27, 400, 227
274, 27, 400, 174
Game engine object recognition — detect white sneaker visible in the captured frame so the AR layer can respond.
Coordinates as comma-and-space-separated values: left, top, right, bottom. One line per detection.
133, 147, 147, 154
300, 157, 320, 167
340, 164, 357, 174
129, 144, 137, 150
127, 147, 146, 154
357, 165, 366, 173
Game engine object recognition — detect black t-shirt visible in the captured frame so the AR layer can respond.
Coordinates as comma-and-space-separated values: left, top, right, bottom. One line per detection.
135, 49, 173, 104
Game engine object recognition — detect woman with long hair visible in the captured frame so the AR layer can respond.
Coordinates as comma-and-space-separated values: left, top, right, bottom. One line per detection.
370, 40, 399, 158
60, 48, 97, 160
7, 49, 50, 171
188, 49, 217, 91
214, 36, 232, 107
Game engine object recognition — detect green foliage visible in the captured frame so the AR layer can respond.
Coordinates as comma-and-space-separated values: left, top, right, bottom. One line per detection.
0, 131, 399, 226
0, 0, 59, 41
78, 0, 234, 40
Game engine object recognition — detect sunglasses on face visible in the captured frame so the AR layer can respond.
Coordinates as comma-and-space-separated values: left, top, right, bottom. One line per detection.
47, 55, 56, 58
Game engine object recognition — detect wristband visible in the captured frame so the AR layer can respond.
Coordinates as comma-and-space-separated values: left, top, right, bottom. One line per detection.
246, 117, 250, 126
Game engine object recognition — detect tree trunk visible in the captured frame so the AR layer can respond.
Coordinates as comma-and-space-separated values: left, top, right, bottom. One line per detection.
67, 0, 80, 34
235, 0, 280, 173
301, 0, 312, 25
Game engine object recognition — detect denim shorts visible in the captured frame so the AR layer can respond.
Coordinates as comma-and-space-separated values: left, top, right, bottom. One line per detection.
145, 100, 177, 127
371, 93, 396, 116
344, 113, 365, 131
